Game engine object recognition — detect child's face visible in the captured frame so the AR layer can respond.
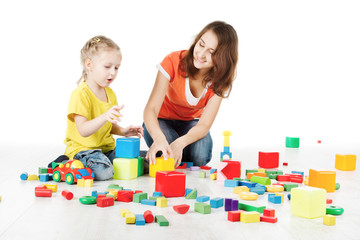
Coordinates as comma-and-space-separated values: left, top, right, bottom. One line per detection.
87, 48, 122, 88
193, 30, 218, 71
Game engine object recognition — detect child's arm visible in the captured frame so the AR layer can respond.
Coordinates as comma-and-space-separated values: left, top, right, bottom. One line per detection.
111, 124, 144, 138
74, 105, 124, 137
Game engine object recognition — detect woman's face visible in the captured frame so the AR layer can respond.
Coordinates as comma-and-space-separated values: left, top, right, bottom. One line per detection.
193, 30, 218, 71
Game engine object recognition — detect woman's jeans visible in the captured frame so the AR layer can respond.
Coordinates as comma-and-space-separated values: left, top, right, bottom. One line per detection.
143, 118, 213, 166
74, 149, 115, 181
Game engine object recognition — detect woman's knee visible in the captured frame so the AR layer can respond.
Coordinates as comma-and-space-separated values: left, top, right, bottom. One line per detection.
186, 133, 213, 166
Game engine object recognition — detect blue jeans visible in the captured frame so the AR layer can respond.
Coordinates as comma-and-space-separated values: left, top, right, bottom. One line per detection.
74, 149, 115, 181
143, 119, 213, 166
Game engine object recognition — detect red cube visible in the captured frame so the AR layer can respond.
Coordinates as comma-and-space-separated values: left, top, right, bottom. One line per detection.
155, 171, 186, 197
258, 152, 279, 168
97, 196, 114, 207
228, 210, 243, 222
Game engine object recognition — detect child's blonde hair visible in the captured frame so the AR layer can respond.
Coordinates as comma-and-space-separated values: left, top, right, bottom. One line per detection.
78, 35, 121, 84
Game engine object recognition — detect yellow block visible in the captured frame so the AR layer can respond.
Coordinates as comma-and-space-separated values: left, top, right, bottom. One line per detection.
120, 209, 131, 217
45, 184, 57, 192
233, 186, 249, 194
27, 174, 39, 181
266, 185, 284, 192
335, 154, 356, 171
107, 189, 118, 198
240, 211, 260, 223
84, 179, 93, 187
308, 169, 336, 193
113, 158, 138, 180
210, 173, 217, 180
222, 131, 232, 147
275, 193, 284, 202
156, 197, 167, 208
323, 214, 336, 226
125, 213, 136, 224
239, 192, 258, 201
258, 168, 266, 173
77, 179, 85, 187
149, 157, 175, 177
291, 186, 326, 219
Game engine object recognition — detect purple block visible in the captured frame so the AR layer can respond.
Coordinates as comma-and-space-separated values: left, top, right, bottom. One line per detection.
225, 198, 232, 211
231, 199, 239, 211
190, 166, 200, 171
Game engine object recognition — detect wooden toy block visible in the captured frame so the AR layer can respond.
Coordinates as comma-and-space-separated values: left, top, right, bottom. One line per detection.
156, 197, 167, 207
217, 160, 241, 181
326, 199, 333, 204
47, 168, 53, 174
199, 171, 206, 178
275, 193, 284, 202
224, 179, 239, 187
149, 196, 162, 200
260, 215, 278, 223
323, 214, 336, 226
20, 172, 28, 180
134, 190, 143, 194
335, 154, 356, 171
107, 189, 118, 198
210, 168, 217, 174
238, 203, 266, 213
182, 161, 193, 168
335, 183, 340, 190
195, 202, 211, 214
239, 181, 257, 188
176, 162, 187, 169
115, 137, 140, 158
116, 190, 133, 202
277, 175, 290, 182
155, 171, 185, 197
77, 179, 85, 187
224, 198, 233, 211
120, 209, 131, 217
210, 197, 224, 208
239, 192, 258, 201
190, 166, 200, 171
97, 196, 114, 207
84, 179, 93, 187
155, 215, 169, 226
286, 137, 300, 148
250, 187, 266, 195
153, 191, 163, 197
233, 186, 249, 194
210, 173, 217, 180
133, 192, 147, 203
28, 174, 39, 181
254, 183, 267, 191
240, 211, 260, 223
291, 186, 326, 219
39, 174, 50, 182
196, 196, 210, 202
38, 167, 48, 174
231, 199, 239, 211
35, 187, 52, 197
263, 208, 275, 217
308, 169, 336, 192
125, 213, 136, 224
135, 214, 146, 226
144, 210, 154, 223
266, 185, 284, 192
79, 196, 97, 205
284, 183, 298, 192
113, 158, 138, 180
250, 175, 271, 185
258, 152, 279, 169
185, 188, 193, 196
141, 199, 156, 206
149, 157, 175, 177
185, 189, 197, 199
228, 210, 243, 222
44, 184, 57, 192
200, 166, 212, 170
173, 204, 190, 214
326, 206, 344, 215
108, 184, 123, 190
283, 162, 288, 166
61, 190, 73, 200
268, 194, 282, 204
137, 157, 144, 176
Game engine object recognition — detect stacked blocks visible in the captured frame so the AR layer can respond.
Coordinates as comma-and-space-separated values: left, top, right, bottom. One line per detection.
155, 171, 185, 197
291, 186, 326, 219
335, 154, 356, 171
308, 169, 336, 192
113, 158, 138, 180
217, 160, 241, 181
220, 131, 232, 161
149, 157, 175, 178
286, 137, 300, 148
115, 137, 140, 158
258, 152, 279, 169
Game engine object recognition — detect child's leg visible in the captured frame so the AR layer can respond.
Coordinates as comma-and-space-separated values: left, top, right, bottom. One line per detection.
74, 150, 114, 181
47, 155, 69, 168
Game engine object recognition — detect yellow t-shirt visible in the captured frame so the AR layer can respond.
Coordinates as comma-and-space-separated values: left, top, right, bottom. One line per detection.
64, 82, 118, 159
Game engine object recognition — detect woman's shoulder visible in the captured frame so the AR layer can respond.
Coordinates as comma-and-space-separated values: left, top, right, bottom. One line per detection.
165, 50, 187, 62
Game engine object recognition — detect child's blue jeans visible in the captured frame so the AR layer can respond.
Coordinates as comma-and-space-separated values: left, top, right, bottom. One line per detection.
74, 149, 115, 181
143, 118, 213, 166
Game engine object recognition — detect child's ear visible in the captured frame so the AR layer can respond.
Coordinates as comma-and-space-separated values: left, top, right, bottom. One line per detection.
85, 59, 92, 71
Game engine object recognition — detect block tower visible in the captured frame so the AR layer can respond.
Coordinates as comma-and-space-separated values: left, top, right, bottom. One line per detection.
220, 131, 232, 161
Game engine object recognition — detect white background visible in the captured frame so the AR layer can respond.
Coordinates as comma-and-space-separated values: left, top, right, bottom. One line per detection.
0, 0, 359, 153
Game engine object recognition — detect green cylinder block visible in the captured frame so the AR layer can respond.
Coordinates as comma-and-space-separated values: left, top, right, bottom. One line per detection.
286, 137, 300, 148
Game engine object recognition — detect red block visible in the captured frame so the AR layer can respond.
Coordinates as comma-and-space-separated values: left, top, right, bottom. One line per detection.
176, 163, 187, 169
228, 210, 243, 222
258, 152, 279, 168
144, 210, 154, 223
263, 208, 275, 217
277, 175, 290, 182
260, 215, 278, 223
97, 196, 114, 207
173, 204, 190, 214
61, 190, 73, 200
155, 171, 186, 197
35, 188, 52, 197
218, 160, 241, 180
200, 166, 212, 170
117, 190, 133, 202
327, 199, 333, 204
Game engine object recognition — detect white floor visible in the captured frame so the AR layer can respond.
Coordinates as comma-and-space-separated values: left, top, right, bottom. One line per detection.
0, 141, 359, 240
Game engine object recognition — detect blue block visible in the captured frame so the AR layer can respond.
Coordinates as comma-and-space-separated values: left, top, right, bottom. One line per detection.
250, 187, 265, 195
291, 171, 304, 177
224, 179, 240, 187
221, 152, 232, 159
254, 183, 267, 191
92, 191, 98, 198
20, 172, 28, 180
185, 188, 193, 196
115, 138, 140, 158
98, 191, 109, 195
223, 146, 230, 152
141, 199, 156, 206
153, 191, 163, 197
135, 214, 146, 226
182, 162, 193, 168
196, 195, 210, 202
210, 197, 224, 208
239, 181, 257, 188
287, 193, 291, 200
39, 174, 50, 182
268, 193, 282, 204
210, 168, 217, 174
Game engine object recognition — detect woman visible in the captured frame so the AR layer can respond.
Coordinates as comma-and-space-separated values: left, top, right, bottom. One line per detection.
143, 21, 238, 167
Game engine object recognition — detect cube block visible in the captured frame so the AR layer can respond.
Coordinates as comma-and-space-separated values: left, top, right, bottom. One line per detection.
149, 157, 175, 178
291, 186, 326, 219
113, 158, 138, 180
323, 214, 336, 226
308, 169, 336, 192
115, 137, 140, 158
155, 171, 185, 197
335, 154, 356, 171
258, 152, 279, 169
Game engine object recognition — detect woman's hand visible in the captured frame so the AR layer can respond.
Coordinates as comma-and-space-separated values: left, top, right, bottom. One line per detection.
146, 138, 173, 165
169, 138, 186, 168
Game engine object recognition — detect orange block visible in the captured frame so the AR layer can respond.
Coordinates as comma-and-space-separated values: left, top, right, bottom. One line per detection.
308, 169, 336, 193
335, 154, 356, 171
246, 172, 267, 180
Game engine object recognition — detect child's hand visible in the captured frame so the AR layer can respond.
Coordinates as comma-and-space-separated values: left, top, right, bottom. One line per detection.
103, 105, 124, 124
122, 125, 144, 138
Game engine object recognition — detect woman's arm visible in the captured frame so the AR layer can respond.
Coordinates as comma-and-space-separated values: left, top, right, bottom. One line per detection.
170, 94, 222, 167
143, 71, 173, 164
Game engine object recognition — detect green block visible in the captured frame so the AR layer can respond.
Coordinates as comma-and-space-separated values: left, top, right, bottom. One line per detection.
137, 157, 144, 176
133, 193, 147, 203
38, 167, 48, 174
199, 171, 206, 178
245, 169, 258, 175
286, 137, 300, 148
185, 189, 197, 199
149, 196, 162, 200
268, 174, 278, 179
107, 184, 123, 190
238, 203, 266, 213
284, 183, 299, 191
155, 215, 169, 226
335, 183, 340, 190
195, 202, 211, 214
250, 176, 271, 185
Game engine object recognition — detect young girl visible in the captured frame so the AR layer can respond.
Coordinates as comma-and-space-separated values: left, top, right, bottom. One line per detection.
61, 35, 143, 180
143, 21, 238, 168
